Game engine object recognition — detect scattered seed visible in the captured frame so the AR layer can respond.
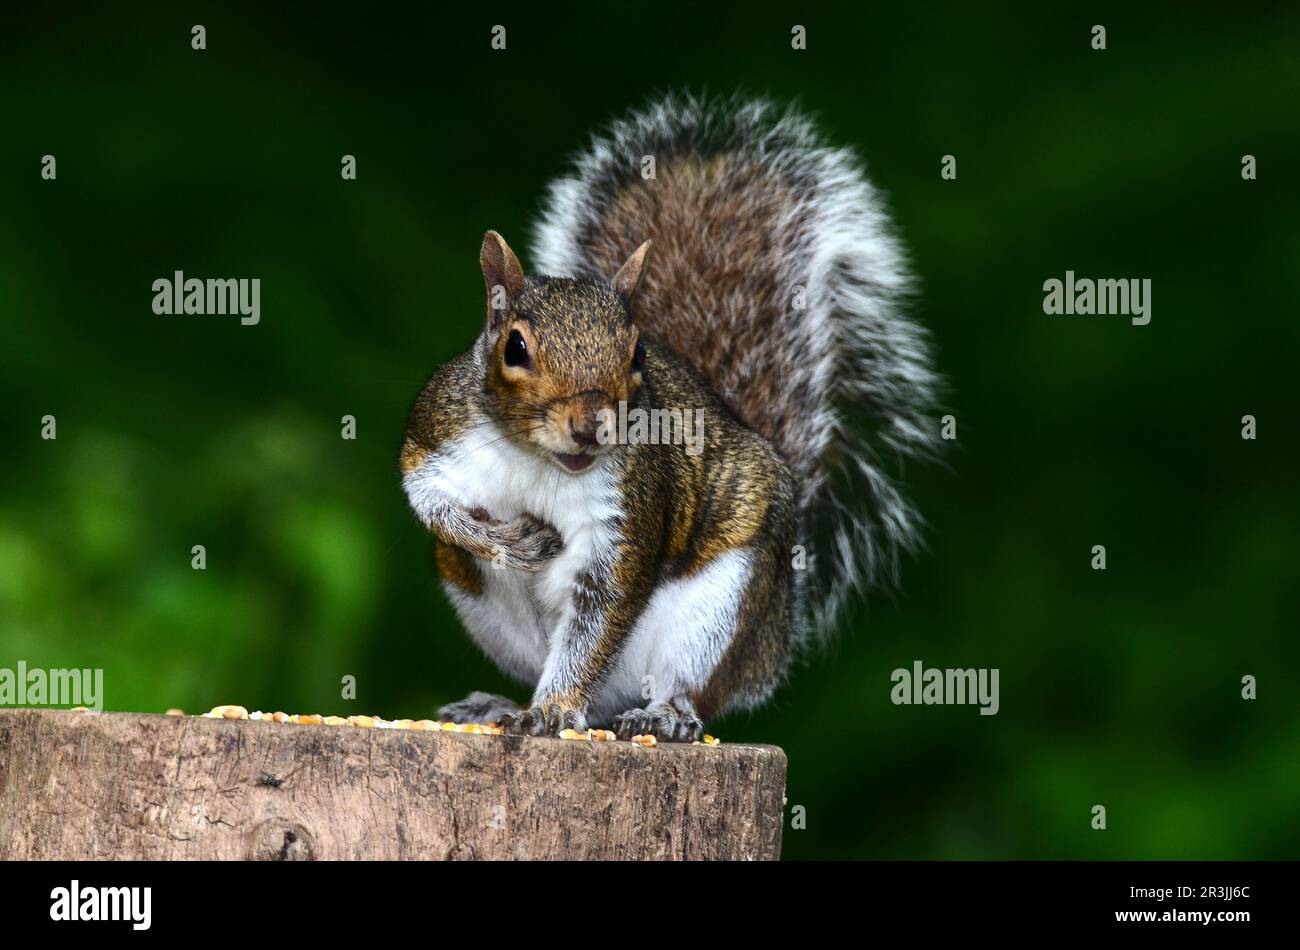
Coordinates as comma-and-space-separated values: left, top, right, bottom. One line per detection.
204, 705, 249, 720
182, 705, 688, 743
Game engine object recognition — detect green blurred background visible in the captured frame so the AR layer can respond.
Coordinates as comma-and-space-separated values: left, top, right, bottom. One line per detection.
2, 3, 1297, 859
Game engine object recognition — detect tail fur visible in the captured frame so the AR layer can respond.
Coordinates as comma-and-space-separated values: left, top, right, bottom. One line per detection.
531, 91, 940, 640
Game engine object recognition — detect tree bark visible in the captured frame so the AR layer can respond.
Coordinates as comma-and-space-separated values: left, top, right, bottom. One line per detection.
0, 709, 786, 860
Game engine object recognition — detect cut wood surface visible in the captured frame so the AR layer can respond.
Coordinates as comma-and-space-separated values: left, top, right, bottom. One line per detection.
0, 709, 786, 860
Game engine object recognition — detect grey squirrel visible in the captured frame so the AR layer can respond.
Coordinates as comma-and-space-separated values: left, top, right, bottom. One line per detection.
400, 93, 939, 740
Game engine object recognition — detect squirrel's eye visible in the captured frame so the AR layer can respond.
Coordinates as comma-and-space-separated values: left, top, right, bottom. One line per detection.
504, 330, 529, 368
632, 339, 646, 371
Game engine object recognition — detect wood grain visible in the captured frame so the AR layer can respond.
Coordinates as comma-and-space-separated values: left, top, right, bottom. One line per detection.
0, 709, 786, 860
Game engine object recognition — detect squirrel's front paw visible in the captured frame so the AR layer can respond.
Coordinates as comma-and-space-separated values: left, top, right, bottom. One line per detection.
613, 700, 704, 742
499, 704, 586, 737
485, 515, 563, 572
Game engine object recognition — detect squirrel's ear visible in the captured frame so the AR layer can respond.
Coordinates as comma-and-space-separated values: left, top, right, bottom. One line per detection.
480, 230, 527, 329
611, 240, 652, 306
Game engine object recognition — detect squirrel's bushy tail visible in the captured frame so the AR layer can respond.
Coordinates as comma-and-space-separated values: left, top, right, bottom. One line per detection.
532, 92, 940, 642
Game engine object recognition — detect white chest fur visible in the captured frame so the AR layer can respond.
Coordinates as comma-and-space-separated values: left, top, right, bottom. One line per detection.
406, 421, 621, 629
407, 420, 749, 716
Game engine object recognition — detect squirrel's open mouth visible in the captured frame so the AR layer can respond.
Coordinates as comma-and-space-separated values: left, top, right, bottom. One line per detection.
553, 451, 595, 473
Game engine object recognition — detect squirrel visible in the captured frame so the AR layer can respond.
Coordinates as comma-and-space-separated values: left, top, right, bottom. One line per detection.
400, 93, 939, 741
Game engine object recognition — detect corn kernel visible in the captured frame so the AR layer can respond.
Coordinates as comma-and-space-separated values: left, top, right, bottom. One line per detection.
204, 704, 244, 719
702, 734, 721, 746
559, 728, 589, 740
183, 703, 554, 739
631, 734, 657, 748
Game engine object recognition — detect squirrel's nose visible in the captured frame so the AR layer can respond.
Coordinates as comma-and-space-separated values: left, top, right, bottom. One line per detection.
569, 417, 599, 448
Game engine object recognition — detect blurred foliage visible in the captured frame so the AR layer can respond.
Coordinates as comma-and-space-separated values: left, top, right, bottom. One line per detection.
1, 3, 1297, 858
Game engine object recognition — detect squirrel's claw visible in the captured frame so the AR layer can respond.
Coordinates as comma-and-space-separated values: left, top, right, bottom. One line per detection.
613, 700, 704, 743
484, 514, 563, 572
500, 703, 586, 737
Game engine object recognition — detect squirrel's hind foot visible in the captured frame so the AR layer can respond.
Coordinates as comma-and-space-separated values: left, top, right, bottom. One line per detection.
438, 691, 521, 725
612, 699, 704, 743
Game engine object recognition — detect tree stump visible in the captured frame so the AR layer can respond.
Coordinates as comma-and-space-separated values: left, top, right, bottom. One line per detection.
0, 709, 786, 860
